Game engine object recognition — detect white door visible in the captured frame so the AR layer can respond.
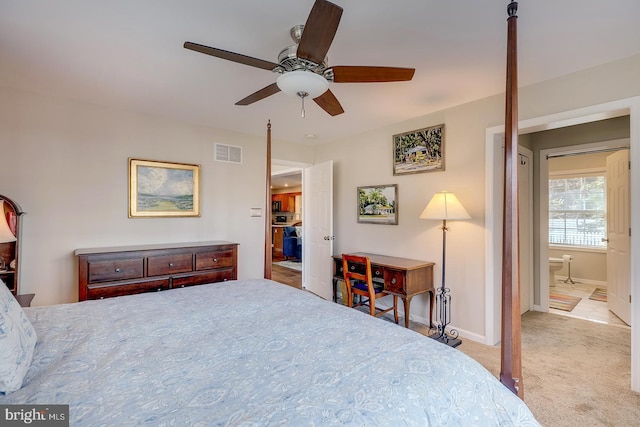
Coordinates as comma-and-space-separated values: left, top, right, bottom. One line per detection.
606, 149, 631, 325
302, 160, 333, 299
518, 150, 533, 314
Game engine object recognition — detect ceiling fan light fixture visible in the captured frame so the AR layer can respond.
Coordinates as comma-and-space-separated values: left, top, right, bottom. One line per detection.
277, 70, 329, 99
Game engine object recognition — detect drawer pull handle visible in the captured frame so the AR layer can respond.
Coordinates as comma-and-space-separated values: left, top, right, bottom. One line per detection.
169, 263, 174, 267
391, 278, 397, 285
115, 268, 121, 273
213, 258, 218, 263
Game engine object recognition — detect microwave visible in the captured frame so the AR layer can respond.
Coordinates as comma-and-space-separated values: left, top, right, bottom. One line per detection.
274, 215, 288, 223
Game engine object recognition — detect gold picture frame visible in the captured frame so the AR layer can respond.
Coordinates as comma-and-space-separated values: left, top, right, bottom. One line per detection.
129, 158, 200, 218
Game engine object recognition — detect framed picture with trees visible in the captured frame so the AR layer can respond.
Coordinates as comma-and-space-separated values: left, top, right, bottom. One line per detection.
392, 124, 444, 175
357, 184, 398, 225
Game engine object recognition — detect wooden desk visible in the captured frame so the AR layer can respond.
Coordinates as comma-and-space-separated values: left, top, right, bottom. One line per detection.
332, 253, 435, 328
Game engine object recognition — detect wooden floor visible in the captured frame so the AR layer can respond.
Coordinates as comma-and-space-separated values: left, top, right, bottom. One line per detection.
271, 263, 302, 289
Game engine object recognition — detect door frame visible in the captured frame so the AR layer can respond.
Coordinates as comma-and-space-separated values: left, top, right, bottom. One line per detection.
538, 139, 629, 314
519, 146, 534, 315
484, 96, 640, 393
271, 158, 309, 267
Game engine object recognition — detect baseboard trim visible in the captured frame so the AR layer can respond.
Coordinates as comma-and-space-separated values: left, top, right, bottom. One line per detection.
369, 299, 488, 345
555, 276, 607, 287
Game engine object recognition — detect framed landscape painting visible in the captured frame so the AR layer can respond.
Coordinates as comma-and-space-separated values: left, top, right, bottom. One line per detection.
393, 124, 444, 175
129, 159, 200, 218
357, 184, 398, 225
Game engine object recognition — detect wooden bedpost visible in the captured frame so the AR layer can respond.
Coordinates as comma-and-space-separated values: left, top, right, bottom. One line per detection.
265, 120, 273, 279
500, 1, 524, 398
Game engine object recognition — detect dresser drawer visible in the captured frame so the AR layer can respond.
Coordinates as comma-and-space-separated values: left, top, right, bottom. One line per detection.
195, 249, 234, 270
147, 253, 193, 276
384, 269, 405, 293
88, 258, 144, 283
190, 269, 235, 286
87, 278, 169, 300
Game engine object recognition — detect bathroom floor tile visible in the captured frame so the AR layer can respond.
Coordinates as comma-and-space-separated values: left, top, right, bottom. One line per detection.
548, 281, 629, 328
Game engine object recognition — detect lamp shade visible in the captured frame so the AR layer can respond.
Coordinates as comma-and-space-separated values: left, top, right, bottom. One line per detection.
0, 200, 17, 243
276, 70, 329, 99
420, 191, 470, 221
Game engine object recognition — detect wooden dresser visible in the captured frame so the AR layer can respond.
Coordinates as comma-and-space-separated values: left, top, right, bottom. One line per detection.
76, 241, 238, 301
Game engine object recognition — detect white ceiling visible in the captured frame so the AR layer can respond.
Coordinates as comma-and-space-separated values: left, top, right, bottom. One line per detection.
271, 171, 302, 191
2, 1, 639, 145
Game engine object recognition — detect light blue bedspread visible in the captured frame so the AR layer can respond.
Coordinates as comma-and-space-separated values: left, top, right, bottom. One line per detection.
1, 279, 539, 426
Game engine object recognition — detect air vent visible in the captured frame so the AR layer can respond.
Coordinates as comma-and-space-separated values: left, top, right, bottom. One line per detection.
215, 143, 242, 164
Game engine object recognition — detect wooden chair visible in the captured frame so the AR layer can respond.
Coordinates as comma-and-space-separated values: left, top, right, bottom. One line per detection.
342, 254, 398, 323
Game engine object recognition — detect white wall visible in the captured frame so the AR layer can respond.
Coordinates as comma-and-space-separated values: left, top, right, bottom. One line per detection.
0, 86, 313, 305
3, 51, 640, 339
314, 53, 640, 341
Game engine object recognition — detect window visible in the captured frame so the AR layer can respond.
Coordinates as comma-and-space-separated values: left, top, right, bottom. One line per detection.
549, 172, 606, 248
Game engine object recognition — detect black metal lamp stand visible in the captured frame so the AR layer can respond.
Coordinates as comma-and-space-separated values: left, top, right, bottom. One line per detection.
420, 191, 469, 348
429, 219, 462, 348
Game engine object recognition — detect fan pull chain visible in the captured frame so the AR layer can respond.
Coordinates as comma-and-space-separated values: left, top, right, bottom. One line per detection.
298, 91, 309, 118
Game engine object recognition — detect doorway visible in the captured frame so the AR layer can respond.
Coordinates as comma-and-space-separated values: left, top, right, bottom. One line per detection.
484, 96, 640, 393
271, 161, 305, 289
543, 146, 630, 327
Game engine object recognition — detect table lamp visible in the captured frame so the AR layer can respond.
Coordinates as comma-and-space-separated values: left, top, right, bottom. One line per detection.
420, 191, 470, 347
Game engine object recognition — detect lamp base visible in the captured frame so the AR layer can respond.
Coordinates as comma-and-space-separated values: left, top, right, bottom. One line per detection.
429, 333, 462, 348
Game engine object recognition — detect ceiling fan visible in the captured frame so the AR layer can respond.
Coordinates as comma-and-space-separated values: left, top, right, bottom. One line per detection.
184, 0, 415, 117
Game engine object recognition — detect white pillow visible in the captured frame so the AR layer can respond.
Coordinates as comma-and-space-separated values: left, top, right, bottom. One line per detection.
0, 280, 37, 394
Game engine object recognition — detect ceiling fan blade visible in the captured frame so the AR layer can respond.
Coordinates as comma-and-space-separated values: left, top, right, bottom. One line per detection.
313, 89, 344, 116
297, 0, 343, 65
235, 83, 281, 106
184, 41, 280, 71
331, 66, 415, 83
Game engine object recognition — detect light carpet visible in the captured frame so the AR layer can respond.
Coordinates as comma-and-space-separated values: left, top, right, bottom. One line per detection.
362, 306, 639, 426
457, 312, 638, 427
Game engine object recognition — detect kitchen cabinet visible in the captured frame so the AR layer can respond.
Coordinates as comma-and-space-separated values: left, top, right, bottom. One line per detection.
273, 226, 283, 257
272, 192, 301, 212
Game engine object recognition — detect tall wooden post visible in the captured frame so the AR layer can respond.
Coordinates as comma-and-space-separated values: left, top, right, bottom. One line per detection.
264, 120, 273, 279
500, 1, 523, 398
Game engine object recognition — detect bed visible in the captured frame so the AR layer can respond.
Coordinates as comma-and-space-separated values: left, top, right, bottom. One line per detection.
1, 278, 539, 425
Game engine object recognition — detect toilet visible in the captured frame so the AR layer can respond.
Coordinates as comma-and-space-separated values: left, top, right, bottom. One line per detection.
548, 257, 564, 287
